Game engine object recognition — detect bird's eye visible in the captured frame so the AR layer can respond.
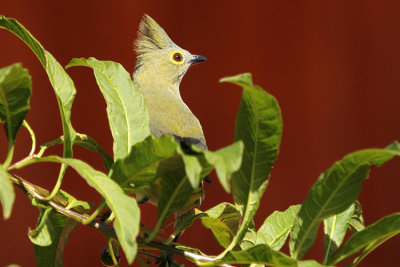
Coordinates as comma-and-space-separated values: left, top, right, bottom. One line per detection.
172, 52, 183, 62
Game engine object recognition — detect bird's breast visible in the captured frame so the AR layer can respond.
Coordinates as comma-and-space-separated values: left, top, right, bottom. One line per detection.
141, 88, 205, 142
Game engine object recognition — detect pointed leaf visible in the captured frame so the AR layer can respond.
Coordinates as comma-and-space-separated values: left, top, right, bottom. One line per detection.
66, 57, 150, 160
256, 205, 301, 250
203, 141, 244, 192
0, 165, 15, 219
219, 73, 283, 252
0, 63, 31, 142
219, 244, 296, 266
327, 213, 400, 265
177, 145, 202, 188
0, 16, 77, 158
199, 203, 242, 248
33, 156, 139, 264
290, 142, 400, 259
28, 207, 54, 246
30, 208, 78, 267
323, 203, 355, 263
0, 16, 46, 65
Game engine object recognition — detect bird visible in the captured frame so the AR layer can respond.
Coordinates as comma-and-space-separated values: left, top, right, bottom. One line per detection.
132, 14, 207, 211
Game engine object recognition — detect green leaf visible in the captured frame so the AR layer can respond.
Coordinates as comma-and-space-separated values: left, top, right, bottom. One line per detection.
45, 52, 76, 157
327, 213, 400, 265
323, 203, 355, 264
218, 73, 283, 254
144, 153, 200, 241
240, 221, 257, 250
219, 244, 296, 266
0, 16, 46, 65
110, 135, 178, 190
29, 207, 54, 246
199, 203, 242, 248
256, 205, 301, 250
32, 210, 78, 267
0, 16, 77, 158
203, 141, 244, 192
66, 57, 150, 160
111, 135, 244, 241
33, 156, 139, 264
157, 157, 194, 218
177, 145, 202, 189
0, 63, 31, 142
289, 141, 400, 260
111, 133, 243, 204
0, 164, 15, 219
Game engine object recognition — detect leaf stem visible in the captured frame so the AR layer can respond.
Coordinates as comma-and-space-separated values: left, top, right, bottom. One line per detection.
107, 238, 120, 267
23, 120, 36, 156
146, 217, 163, 243
104, 211, 115, 225
3, 143, 14, 168
43, 163, 67, 201
82, 199, 106, 225
8, 155, 39, 170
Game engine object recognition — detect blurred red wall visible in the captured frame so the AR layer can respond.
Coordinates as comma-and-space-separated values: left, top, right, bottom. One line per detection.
1, 1, 400, 266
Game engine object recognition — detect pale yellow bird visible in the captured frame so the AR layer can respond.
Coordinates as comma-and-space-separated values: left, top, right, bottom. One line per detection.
132, 15, 207, 209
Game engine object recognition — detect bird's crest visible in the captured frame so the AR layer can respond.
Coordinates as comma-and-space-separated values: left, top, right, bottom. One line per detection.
135, 14, 174, 55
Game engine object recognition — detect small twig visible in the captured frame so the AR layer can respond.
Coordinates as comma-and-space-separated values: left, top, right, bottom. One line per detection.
137, 250, 162, 261
136, 255, 150, 267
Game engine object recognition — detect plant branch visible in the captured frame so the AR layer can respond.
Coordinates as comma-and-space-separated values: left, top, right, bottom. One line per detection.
7, 172, 233, 267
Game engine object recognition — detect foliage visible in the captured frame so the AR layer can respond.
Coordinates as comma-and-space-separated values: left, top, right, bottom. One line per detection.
1, 15, 400, 267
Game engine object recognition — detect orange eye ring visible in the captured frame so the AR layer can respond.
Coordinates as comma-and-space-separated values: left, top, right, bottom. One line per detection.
170, 51, 185, 64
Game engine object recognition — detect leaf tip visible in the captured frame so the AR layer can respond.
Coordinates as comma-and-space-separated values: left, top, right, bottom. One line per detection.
65, 57, 88, 69
219, 73, 254, 87
385, 141, 400, 155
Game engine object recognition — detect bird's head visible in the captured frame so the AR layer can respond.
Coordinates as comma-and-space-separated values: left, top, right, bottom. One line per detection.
133, 15, 206, 88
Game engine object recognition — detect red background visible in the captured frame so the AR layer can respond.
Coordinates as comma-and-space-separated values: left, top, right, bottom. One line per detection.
1, 1, 400, 266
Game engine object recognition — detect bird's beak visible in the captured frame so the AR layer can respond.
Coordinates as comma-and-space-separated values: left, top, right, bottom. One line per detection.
190, 55, 207, 65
